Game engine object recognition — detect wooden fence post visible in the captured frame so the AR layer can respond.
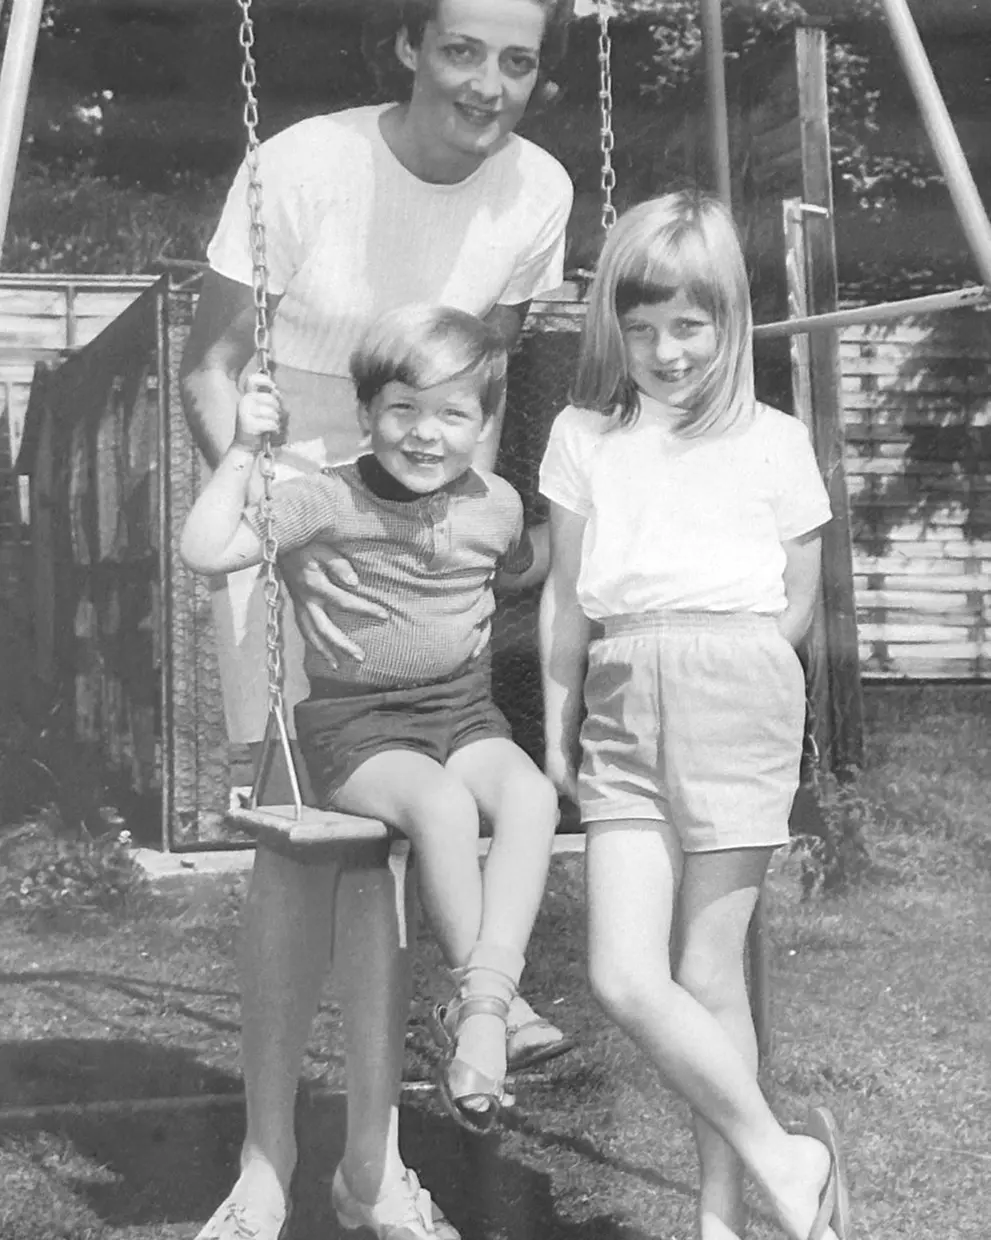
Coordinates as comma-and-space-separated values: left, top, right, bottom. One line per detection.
783, 197, 832, 773
796, 25, 865, 775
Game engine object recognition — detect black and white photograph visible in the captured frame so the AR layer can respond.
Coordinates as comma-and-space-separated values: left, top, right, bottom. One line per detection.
0, 1, 988, 1238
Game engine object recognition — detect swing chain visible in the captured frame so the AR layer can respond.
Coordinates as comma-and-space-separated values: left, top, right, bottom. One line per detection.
596, 1, 617, 233
237, 0, 285, 722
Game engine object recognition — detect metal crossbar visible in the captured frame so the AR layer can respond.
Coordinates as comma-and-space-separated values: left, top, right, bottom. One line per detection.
754, 284, 990, 339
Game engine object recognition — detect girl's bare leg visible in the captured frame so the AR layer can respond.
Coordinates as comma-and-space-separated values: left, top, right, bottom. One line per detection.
586, 820, 838, 1240
675, 848, 772, 1240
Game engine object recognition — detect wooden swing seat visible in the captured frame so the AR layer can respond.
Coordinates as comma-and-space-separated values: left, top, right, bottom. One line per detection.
228, 802, 392, 859
229, 799, 412, 946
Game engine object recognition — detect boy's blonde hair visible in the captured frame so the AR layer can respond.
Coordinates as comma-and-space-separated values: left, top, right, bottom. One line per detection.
351, 305, 507, 421
573, 189, 755, 436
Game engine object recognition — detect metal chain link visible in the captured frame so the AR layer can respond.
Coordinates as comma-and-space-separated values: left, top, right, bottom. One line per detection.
237, 0, 284, 719
597, 0, 617, 233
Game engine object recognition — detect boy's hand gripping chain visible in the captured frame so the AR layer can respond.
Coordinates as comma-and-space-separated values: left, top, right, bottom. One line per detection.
230, 0, 410, 947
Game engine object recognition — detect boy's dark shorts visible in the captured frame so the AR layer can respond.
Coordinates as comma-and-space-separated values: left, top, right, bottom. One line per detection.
294, 653, 512, 809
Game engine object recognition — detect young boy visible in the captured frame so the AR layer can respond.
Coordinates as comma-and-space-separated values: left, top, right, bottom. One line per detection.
181, 304, 560, 1133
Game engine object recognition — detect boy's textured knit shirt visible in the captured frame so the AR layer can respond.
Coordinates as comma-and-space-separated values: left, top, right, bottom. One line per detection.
246, 455, 533, 688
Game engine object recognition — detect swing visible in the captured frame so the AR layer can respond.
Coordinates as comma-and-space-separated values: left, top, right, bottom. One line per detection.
225, 0, 410, 935
222, 1, 618, 932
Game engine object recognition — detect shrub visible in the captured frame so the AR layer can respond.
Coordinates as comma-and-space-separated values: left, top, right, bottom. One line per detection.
1, 826, 149, 929
790, 770, 874, 897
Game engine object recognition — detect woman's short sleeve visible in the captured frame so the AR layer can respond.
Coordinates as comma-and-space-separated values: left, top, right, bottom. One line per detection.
498, 159, 574, 305
206, 143, 307, 296
772, 416, 833, 541
538, 407, 596, 518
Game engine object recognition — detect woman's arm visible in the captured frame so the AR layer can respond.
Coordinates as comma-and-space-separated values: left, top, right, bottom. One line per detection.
475, 301, 530, 472
179, 272, 279, 470
539, 501, 590, 801
778, 528, 823, 648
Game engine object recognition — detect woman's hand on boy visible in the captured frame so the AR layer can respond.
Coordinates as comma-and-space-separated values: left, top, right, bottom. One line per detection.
281, 542, 389, 669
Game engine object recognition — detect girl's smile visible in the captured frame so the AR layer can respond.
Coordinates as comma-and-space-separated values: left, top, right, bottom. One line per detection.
620, 290, 717, 407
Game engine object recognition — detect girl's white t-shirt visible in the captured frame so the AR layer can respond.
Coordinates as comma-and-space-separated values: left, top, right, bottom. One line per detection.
207, 103, 574, 377
538, 397, 833, 618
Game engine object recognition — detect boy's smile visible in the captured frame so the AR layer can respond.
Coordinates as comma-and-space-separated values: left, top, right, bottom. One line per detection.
360, 376, 493, 494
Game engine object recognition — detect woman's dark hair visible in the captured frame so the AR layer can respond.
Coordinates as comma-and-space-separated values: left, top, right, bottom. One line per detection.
362, 0, 573, 98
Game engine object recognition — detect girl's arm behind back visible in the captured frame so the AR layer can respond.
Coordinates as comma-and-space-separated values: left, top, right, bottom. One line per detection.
539, 501, 591, 801
778, 528, 823, 648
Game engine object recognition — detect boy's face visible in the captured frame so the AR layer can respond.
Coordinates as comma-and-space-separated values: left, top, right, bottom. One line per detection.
359, 376, 493, 493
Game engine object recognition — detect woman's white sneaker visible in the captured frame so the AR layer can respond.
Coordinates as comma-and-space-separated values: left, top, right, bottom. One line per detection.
331, 1167, 460, 1240
194, 1193, 288, 1240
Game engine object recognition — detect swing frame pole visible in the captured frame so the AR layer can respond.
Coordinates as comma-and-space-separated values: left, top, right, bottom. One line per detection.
0, 0, 45, 258
700, 0, 732, 207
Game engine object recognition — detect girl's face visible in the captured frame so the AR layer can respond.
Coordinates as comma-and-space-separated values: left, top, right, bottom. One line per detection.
619, 290, 718, 408
359, 375, 493, 494
399, 0, 545, 167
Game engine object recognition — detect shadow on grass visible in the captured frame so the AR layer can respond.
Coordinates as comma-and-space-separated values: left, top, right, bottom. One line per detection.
0, 1081, 655, 1239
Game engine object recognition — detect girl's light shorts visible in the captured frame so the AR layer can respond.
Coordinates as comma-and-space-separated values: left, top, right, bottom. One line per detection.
579, 611, 805, 852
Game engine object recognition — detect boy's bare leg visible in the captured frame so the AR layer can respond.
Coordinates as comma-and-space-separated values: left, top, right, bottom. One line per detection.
332, 750, 484, 966
444, 739, 559, 1087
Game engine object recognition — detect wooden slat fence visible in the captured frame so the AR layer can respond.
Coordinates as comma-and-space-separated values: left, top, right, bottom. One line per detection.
840, 307, 991, 679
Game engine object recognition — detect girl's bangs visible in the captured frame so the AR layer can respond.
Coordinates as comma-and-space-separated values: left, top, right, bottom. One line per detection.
615, 231, 721, 317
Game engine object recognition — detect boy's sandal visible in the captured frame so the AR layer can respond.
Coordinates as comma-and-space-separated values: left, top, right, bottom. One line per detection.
432, 992, 512, 1136
430, 1001, 576, 1074
805, 1106, 852, 1240
506, 1016, 578, 1072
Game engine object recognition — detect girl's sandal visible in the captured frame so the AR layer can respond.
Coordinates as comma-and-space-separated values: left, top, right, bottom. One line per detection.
804, 1106, 852, 1240
432, 989, 513, 1136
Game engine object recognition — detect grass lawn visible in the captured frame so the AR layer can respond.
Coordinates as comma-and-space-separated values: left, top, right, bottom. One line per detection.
1, 685, 988, 1240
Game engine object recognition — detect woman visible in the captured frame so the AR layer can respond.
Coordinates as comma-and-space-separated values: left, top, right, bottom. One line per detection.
181, 3, 575, 1238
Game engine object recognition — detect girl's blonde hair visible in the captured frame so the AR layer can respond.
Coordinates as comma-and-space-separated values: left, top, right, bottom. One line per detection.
573, 189, 755, 436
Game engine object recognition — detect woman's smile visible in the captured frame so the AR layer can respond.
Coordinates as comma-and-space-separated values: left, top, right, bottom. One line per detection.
397, 0, 545, 176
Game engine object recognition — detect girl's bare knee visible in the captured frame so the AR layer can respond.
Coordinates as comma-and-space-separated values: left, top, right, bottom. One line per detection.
589, 952, 669, 1023
675, 952, 744, 1016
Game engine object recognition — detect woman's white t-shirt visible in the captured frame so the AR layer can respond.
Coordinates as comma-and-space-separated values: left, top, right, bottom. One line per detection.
208, 103, 574, 378
538, 396, 833, 618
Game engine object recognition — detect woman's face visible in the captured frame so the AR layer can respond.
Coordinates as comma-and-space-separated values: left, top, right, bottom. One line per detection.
400, 0, 546, 165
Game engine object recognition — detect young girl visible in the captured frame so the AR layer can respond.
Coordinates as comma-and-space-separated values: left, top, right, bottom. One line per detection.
539, 191, 852, 1240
